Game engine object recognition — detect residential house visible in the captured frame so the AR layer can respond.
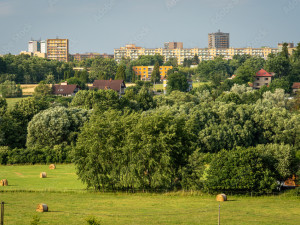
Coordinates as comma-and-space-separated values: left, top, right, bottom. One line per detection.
90, 79, 126, 95
253, 69, 273, 89
292, 82, 300, 93
52, 81, 80, 96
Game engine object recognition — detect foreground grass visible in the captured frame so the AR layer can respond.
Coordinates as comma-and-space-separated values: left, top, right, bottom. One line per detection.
0, 165, 299, 224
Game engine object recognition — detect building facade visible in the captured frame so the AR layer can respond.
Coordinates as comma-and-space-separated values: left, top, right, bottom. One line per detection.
40, 40, 47, 53
28, 40, 41, 53
71, 53, 113, 61
253, 69, 273, 89
208, 30, 230, 49
114, 44, 279, 65
47, 38, 69, 62
133, 66, 173, 81
164, 42, 183, 49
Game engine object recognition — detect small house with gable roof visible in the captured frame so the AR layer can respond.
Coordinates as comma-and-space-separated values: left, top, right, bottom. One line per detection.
90, 79, 126, 95
52, 81, 80, 97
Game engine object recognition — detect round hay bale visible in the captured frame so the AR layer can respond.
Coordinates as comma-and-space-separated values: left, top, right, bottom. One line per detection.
0, 179, 8, 186
216, 193, 227, 202
40, 172, 47, 178
49, 164, 56, 170
36, 203, 48, 212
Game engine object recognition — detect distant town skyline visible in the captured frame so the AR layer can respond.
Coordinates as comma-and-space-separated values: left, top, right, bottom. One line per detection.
0, 0, 299, 55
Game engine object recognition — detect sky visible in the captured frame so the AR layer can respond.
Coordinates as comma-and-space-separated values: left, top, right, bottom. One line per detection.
0, 0, 299, 54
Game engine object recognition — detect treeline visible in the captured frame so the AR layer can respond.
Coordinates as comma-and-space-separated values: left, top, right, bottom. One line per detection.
74, 89, 299, 193
0, 82, 299, 193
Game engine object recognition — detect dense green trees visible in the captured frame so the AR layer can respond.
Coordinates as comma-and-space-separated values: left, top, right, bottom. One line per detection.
0, 80, 22, 98
164, 58, 178, 67
72, 87, 300, 192
70, 89, 123, 111
196, 57, 230, 82
27, 107, 89, 148
166, 72, 188, 94
89, 58, 118, 81
33, 82, 52, 98
0, 54, 73, 83
205, 147, 277, 193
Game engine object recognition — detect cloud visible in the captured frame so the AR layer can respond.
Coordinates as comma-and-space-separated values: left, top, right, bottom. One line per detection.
0, 1, 14, 17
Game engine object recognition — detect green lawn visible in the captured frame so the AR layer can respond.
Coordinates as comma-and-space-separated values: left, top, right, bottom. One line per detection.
154, 82, 209, 91
0, 164, 85, 192
5, 97, 28, 109
0, 165, 299, 225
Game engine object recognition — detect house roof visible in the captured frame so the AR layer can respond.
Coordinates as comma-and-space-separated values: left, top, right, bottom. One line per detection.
292, 82, 300, 89
256, 69, 273, 77
92, 80, 125, 92
53, 84, 78, 95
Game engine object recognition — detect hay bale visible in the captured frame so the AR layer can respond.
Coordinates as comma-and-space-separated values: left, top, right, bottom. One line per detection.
40, 172, 47, 178
49, 164, 56, 170
0, 179, 8, 186
36, 204, 48, 212
216, 193, 227, 202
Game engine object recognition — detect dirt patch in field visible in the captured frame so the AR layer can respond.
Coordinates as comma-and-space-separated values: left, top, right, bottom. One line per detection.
14, 172, 24, 177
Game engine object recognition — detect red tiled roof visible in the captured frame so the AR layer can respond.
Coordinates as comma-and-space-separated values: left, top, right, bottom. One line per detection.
53, 84, 78, 95
256, 69, 273, 77
292, 82, 300, 89
91, 80, 126, 92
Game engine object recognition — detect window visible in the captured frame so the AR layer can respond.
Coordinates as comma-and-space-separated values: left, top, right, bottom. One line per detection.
265, 78, 268, 80
256, 78, 259, 80
265, 83, 268, 86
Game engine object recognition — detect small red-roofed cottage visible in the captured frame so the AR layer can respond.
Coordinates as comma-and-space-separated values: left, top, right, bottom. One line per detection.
253, 69, 273, 89
292, 82, 300, 93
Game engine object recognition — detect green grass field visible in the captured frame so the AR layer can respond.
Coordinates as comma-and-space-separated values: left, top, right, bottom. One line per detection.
154, 82, 209, 91
0, 165, 299, 225
5, 97, 29, 109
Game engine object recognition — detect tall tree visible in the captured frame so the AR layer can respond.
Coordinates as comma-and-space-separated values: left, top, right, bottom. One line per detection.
0, 80, 22, 98
115, 64, 126, 80
151, 62, 161, 83
166, 72, 188, 94
192, 54, 200, 65
280, 42, 289, 59
164, 57, 178, 67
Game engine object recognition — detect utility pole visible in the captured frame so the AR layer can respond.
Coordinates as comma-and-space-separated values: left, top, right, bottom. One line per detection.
1, 202, 4, 225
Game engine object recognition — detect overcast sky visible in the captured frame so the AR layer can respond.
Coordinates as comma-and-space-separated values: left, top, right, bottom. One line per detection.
0, 0, 299, 54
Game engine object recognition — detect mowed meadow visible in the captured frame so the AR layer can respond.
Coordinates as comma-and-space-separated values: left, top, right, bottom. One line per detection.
0, 165, 299, 225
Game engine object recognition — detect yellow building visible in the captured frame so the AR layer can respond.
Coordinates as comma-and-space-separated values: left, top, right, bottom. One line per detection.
20, 51, 46, 58
47, 38, 69, 62
133, 66, 173, 81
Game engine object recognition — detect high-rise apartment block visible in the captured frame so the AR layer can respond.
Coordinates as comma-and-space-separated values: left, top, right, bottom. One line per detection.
164, 42, 183, 49
208, 30, 230, 48
114, 44, 279, 65
47, 38, 69, 62
40, 40, 47, 53
28, 40, 41, 53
